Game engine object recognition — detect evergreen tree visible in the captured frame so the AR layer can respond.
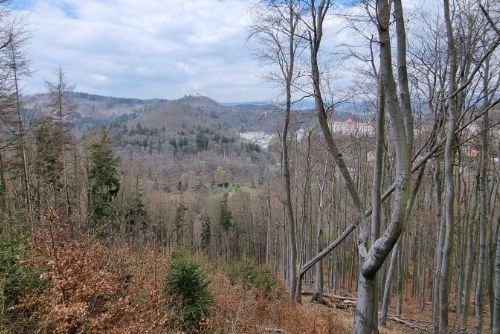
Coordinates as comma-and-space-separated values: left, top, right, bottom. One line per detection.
195, 130, 209, 151
164, 250, 213, 331
34, 118, 63, 201
200, 214, 211, 250
174, 200, 186, 245
219, 193, 233, 232
124, 188, 148, 236
88, 130, 120, 228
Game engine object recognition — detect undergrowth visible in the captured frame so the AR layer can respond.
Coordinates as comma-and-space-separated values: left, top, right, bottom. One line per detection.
225, 258, 278, 296
164, 249, 213, 332
1, 219, 348, 333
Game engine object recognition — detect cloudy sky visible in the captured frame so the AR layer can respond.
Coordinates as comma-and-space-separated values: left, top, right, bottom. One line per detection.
10, 0, 275, 102
8, 0, 433, 103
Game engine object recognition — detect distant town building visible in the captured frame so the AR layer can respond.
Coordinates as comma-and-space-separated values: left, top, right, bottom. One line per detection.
330, 119, 375, 136
239, 131, 275, 148
296, 128, 305, 142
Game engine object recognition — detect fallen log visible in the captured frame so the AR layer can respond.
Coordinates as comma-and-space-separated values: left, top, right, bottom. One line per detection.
295, 290, 357, 302
322, 293, 356, 302
386, 315, 431, 333
294, 291, 430, 333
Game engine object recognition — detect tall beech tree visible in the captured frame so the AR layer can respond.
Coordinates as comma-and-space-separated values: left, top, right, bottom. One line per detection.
249, 0, 305, 300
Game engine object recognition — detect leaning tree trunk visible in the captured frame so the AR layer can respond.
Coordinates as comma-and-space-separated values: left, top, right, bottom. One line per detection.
380, 164, 426, 325
380, 242, 399, 325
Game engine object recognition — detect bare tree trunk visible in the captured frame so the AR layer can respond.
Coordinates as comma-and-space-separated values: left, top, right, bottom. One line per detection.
460, 171, 477, 331
301, 132, 312, 293
433, 158, 444, 333
488, 179, 498, 327
493, 219, 500, 334
312, 171, 326, 303
10, 43, 33, 233
250, 0, 301, 302
393, 0, 413, 157
475, 71, 489, 334
370, 59, 385, 330
440, 1, 458, 332
282, 203, 288, 284
355, 272, 378, 334
0, 152, 10, 232
461, 212, 474, 330
380, 242, 399, 325
381, 163, 425, 325
352, 0, 411, 332
266, 180, 272, 265
306, 0, 371, 305
283, 1, 298, 301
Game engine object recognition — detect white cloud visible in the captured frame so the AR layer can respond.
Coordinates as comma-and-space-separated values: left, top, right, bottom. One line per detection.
13, 0, 440, 103
13, 0, 273, 102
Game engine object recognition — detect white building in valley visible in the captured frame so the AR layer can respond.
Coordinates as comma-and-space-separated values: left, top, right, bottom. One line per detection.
239, 131, 275, 148
331, 119, 375, 136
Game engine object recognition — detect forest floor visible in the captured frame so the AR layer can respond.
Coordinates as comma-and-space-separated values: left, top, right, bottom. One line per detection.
3, 227, 485, 334
296, 284, 491, 334
297, 295, 422, 334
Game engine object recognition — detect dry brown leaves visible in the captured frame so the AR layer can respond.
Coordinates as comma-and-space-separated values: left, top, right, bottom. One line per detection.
21, 218, 172, 333
15, 213, 347, 333
208, 270, 348, 334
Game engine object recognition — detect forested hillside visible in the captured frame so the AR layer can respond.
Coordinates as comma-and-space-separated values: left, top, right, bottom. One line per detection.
1, 0, 499, 334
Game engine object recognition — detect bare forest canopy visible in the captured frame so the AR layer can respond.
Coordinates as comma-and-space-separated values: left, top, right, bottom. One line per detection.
1, 1, 500, 334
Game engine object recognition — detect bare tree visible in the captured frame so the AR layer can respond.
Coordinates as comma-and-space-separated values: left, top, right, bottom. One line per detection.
249, 0, 305, 300
288, 0, 412, 332
45, 67, 76, 219
5, 20, 32, 231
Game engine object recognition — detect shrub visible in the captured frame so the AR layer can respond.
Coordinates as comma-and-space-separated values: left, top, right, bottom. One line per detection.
15, 225, 172, 334
0, 238, 42, 309
227, 258, 277, 295
24, 235, 133, 334
164, 250, 213, 331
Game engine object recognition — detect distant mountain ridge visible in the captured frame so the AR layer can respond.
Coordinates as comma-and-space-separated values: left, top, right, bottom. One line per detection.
22, 92, 285, 134
22, 91, 363, 136
24, 92, 271, 117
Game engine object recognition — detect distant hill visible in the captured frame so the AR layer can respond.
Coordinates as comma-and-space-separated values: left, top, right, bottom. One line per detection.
22, 92, 287, 134
19, 91, 369, 192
